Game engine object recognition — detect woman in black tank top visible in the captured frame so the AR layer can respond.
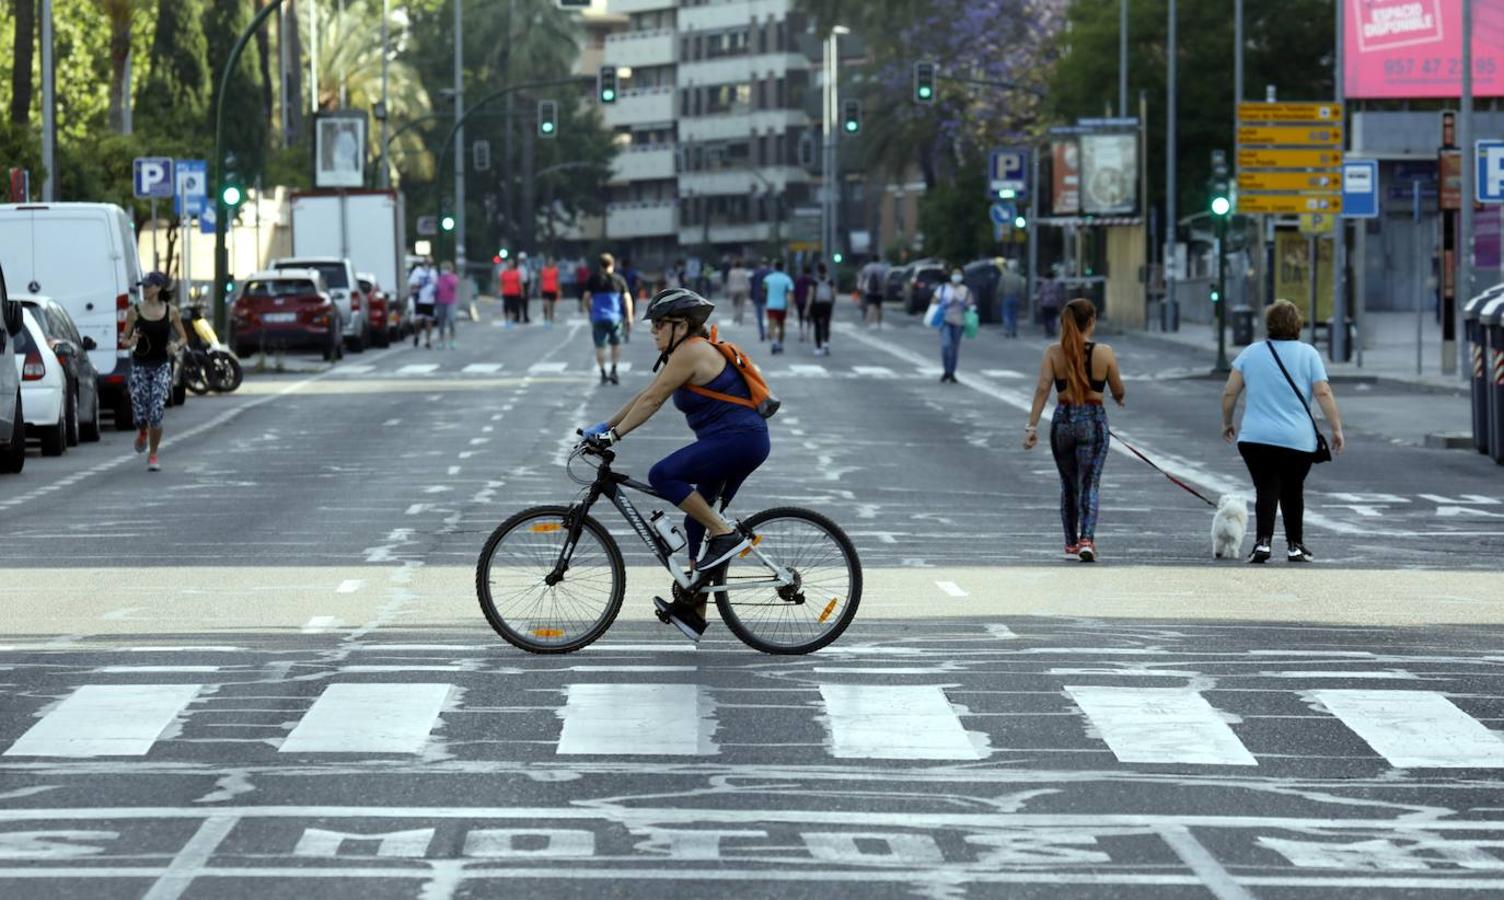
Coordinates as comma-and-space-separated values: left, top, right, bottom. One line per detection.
123, 272, 190, 471
1022, 299, 1126, 562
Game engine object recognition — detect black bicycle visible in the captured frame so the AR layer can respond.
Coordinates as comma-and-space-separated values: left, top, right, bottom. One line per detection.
476, 441, 862, 654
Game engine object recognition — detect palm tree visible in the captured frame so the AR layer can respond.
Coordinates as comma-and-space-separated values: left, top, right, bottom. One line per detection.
97, 0, 152, 133
305, 1, 433, 180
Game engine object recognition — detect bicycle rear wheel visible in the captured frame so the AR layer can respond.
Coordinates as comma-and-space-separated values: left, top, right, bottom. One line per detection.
713, 507, 862, 654
477, 505, 625, 653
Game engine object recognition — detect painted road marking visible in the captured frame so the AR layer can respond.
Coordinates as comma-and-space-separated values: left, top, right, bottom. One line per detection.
1312, 689, 1504, 768
1066, 686, 1257, 766
3, 684, 201, 757
852, 365, 897, 378
336, 580, 364, 594
333, 364, 375, 375
786, 364, 830, 377
382, 418, 401, 427
280, 683, 451, 754
819, 685, 984, 760
462, 363, 504, 374
92, 666, 220, 674
935, 581, 968, 598
556, 684, 716, 756
981, 368, 1027, 379
397, 363, 439, 375
529, 362, 569, 374
301, 617, 342, 634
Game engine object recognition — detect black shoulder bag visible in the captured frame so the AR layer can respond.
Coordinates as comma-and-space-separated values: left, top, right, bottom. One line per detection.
1267, 342, 1333, 464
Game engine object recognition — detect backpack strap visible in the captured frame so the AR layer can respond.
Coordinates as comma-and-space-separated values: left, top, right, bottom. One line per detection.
686, 383, 758, 409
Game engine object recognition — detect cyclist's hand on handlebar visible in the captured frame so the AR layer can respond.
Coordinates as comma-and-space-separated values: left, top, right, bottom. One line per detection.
577, 425, 620, 452
581, 422, 610, 439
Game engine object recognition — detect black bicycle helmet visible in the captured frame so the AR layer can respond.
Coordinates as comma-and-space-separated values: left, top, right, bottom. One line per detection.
643, 287, 715, 327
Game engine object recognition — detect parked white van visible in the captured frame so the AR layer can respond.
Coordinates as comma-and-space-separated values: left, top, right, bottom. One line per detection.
0, 202, 149, 428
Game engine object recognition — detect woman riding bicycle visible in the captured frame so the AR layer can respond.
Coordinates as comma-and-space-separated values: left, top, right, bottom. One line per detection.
583, 288, 771, 639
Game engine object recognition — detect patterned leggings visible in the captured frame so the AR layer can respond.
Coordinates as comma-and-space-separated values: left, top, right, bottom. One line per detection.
129, 362, 172, 429
1050, 403, 1110, 544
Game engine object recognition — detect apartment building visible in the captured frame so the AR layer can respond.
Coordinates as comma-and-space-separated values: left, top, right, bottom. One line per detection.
602, 0, 817, 270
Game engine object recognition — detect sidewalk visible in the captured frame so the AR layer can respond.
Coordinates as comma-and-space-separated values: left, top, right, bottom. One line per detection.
1127, 309, 1470, 393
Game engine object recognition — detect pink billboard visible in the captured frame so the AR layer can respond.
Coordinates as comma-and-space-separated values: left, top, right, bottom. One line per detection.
1345, 0, 1504, 98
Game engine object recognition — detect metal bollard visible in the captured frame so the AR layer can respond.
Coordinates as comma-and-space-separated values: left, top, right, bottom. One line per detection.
1484, 295, 1504, 465
1463, 290, 1499, 455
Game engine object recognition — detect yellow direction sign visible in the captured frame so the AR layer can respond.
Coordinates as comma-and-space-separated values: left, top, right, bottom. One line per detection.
1237, 125, 1343, 146
1239, 194, 1342, 215
1237, 102, 1343, 123
1237, 171, 1341, 192
1299, 213, 1337, 235
1237, 148, 1342, 170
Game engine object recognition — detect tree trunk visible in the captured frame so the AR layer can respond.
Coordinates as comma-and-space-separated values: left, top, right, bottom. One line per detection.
10, 0, 36, 126
283, 0, 303, 142
253, 0, 273, 124
108, 16, 131, 132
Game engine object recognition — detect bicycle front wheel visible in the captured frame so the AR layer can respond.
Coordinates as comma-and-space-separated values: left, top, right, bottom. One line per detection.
476, 505, 625, 653
714, 507, 862, 655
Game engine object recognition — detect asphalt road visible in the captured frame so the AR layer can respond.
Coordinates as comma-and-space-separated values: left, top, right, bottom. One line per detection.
2, 299, 1502, 899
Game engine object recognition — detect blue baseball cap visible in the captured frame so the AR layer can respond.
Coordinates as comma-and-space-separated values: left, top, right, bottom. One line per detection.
139, 271, 170, 288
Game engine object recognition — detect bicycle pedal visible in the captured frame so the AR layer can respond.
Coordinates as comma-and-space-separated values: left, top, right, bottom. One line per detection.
652, 596, 673, 624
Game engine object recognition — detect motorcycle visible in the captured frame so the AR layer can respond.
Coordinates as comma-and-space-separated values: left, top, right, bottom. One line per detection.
182, 304, 243, 394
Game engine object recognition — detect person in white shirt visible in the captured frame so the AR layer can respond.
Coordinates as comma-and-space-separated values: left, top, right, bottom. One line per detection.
408, 257, 437, 349
725, 259, 751, 325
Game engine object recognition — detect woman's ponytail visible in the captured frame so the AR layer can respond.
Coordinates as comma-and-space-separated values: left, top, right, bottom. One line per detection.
1058, 298, 1097, 401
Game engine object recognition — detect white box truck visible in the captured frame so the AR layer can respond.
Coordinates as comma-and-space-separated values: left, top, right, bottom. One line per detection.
287, 190, 407, 347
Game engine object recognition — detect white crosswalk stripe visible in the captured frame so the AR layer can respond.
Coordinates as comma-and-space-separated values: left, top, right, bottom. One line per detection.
981, 368, 1027, 379
461, 363, 504, 374
396, 363, 440, 375
4, 684, 202, 758
852, 365, 898, 378
330, 364, 375, 375
785, 364, 830, 377
1312, 689, 1504, 768
528, 362, 569, 374
8, 680, 1504, 768
280, 683, 451, 754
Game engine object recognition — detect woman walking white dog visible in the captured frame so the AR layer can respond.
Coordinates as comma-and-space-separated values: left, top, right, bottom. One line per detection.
1220, 300, 1345, 564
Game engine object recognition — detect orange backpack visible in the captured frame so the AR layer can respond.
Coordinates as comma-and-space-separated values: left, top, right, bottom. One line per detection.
686, 328, 781, 419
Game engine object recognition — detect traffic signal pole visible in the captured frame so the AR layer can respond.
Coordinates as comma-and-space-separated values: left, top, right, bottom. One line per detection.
1215, 215, 1230, 373
211, 0, 288, 336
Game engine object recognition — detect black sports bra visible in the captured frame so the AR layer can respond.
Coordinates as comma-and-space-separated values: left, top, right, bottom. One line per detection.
1054, 342, 1108, 394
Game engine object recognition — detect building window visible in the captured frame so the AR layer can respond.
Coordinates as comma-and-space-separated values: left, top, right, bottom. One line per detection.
776, 77, 786, 108
758, 20, 768, 53
776, 21, 787, 52
756, 78, 767, 110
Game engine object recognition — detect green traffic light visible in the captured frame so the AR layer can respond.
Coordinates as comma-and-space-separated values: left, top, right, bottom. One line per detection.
1014, 215, 1027, 229
832, 252, 844, 264
221, 185, 242, 207
1210, 196, 1231, 216
441, 216, 455, 232
541, 122, 555, 134
918, 86, 932, 99
601, 88, 616, 102
844, 120, 858, 133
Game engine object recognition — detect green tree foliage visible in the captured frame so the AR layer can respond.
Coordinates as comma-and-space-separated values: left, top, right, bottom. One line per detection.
1048, 0, 1334, 225
916, 150, 996, 265
203, 0, 268, 180
135, 0, 211, 135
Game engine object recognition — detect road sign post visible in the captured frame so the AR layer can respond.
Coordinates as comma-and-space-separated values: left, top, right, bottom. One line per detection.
1235, 102, 1343, 215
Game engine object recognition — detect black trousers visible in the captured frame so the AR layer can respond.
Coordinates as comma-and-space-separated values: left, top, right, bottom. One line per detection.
809, 303, 833, 348
1237, 441, 1314, 544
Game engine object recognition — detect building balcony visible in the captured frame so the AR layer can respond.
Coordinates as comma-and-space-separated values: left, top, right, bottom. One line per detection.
604, 87, 676, 128
678, 221, 777, 246
680, 0, 793, 32
604, 28, 676, 69
606, 0, 677, 14
678, 109, 810, 143
678, 167, 807, 196
607, 200, 678, 238
558, 214, 605, 243
677, 53, 809, 90
610, 146, 677, 184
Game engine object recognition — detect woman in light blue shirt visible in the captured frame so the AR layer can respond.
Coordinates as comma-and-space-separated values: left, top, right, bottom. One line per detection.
1220, 300, 1346, 564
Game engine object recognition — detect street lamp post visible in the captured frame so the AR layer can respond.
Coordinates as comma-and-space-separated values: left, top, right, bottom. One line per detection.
823, 26, 848, 264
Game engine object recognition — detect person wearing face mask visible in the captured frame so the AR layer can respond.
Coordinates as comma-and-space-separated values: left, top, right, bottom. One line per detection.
934, 267, 976, 384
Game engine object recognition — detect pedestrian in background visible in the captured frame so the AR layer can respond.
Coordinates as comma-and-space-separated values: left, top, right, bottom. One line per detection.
859, 260, 886, 328
1023, 298, 1126, 563
122, 272, 190, 472
761, 260, 795, 354
793, 265, 815, 343
809, 263, 836, 356
518, 252, 533, 324
540, 257, 561, 328
621, 256, 641, 303
499, 258, 524, 328
434, 262, 459, 349
575, 258, 592, 316
1220, 299, 1345, 564
726, 259, 751, 325
750, 258, 771, 342
1000, 258, 1026, 338
1037, 269, 1063, 337
409, 256, 437, 347
587, 253, 633, 385
933, 267, 975, 384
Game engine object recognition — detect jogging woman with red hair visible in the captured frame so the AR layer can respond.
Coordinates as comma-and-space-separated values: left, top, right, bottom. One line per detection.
1022, 298, 1126, 562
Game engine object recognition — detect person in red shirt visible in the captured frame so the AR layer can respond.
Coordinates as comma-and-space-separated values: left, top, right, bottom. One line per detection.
575, 259, 592, 315
499, 259, 524, 327
540, 257, 561, 328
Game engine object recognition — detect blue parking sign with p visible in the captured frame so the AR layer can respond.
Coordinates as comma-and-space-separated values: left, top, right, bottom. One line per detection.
990, 148, 1028, 193
133, 157, 175, 199
1479, 140, 1504, 204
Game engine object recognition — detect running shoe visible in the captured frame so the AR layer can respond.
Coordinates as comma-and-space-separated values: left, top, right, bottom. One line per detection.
134, 429, 148, 454
147, 453, 160, 472
610, 369, 619, 385
1248, 540, 1272, 564
696, 531, 751, 586
1077, 540, 1096, 563
1064, 543, 1080, 559
1287, 543, 1314, 563
653, 596, 707, 643
599, 371, 609, 385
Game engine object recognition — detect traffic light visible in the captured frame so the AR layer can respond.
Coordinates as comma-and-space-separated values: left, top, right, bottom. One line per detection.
797, 132, 815, 168
913, 61, 936, 104
538, 100, 558, 138
220, 175, 244, 209
1210, 194, 1231, 217
1014, 214, 1028, 229
832, 252, 844, 264
1209, 148, 1231, 217
440, 215, 455, 232
598, 65, 618, 104
841, 100, 861, 135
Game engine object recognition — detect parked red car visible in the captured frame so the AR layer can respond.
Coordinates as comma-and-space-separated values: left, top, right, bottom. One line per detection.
358, 273, 393, 348
228, 269, 344, 362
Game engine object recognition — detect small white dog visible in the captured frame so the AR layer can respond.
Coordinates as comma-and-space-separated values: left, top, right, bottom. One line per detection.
1211, 494, 1249, 559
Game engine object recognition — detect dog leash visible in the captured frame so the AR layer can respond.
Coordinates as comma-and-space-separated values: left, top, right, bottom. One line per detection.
1108, 430, 1218, 508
